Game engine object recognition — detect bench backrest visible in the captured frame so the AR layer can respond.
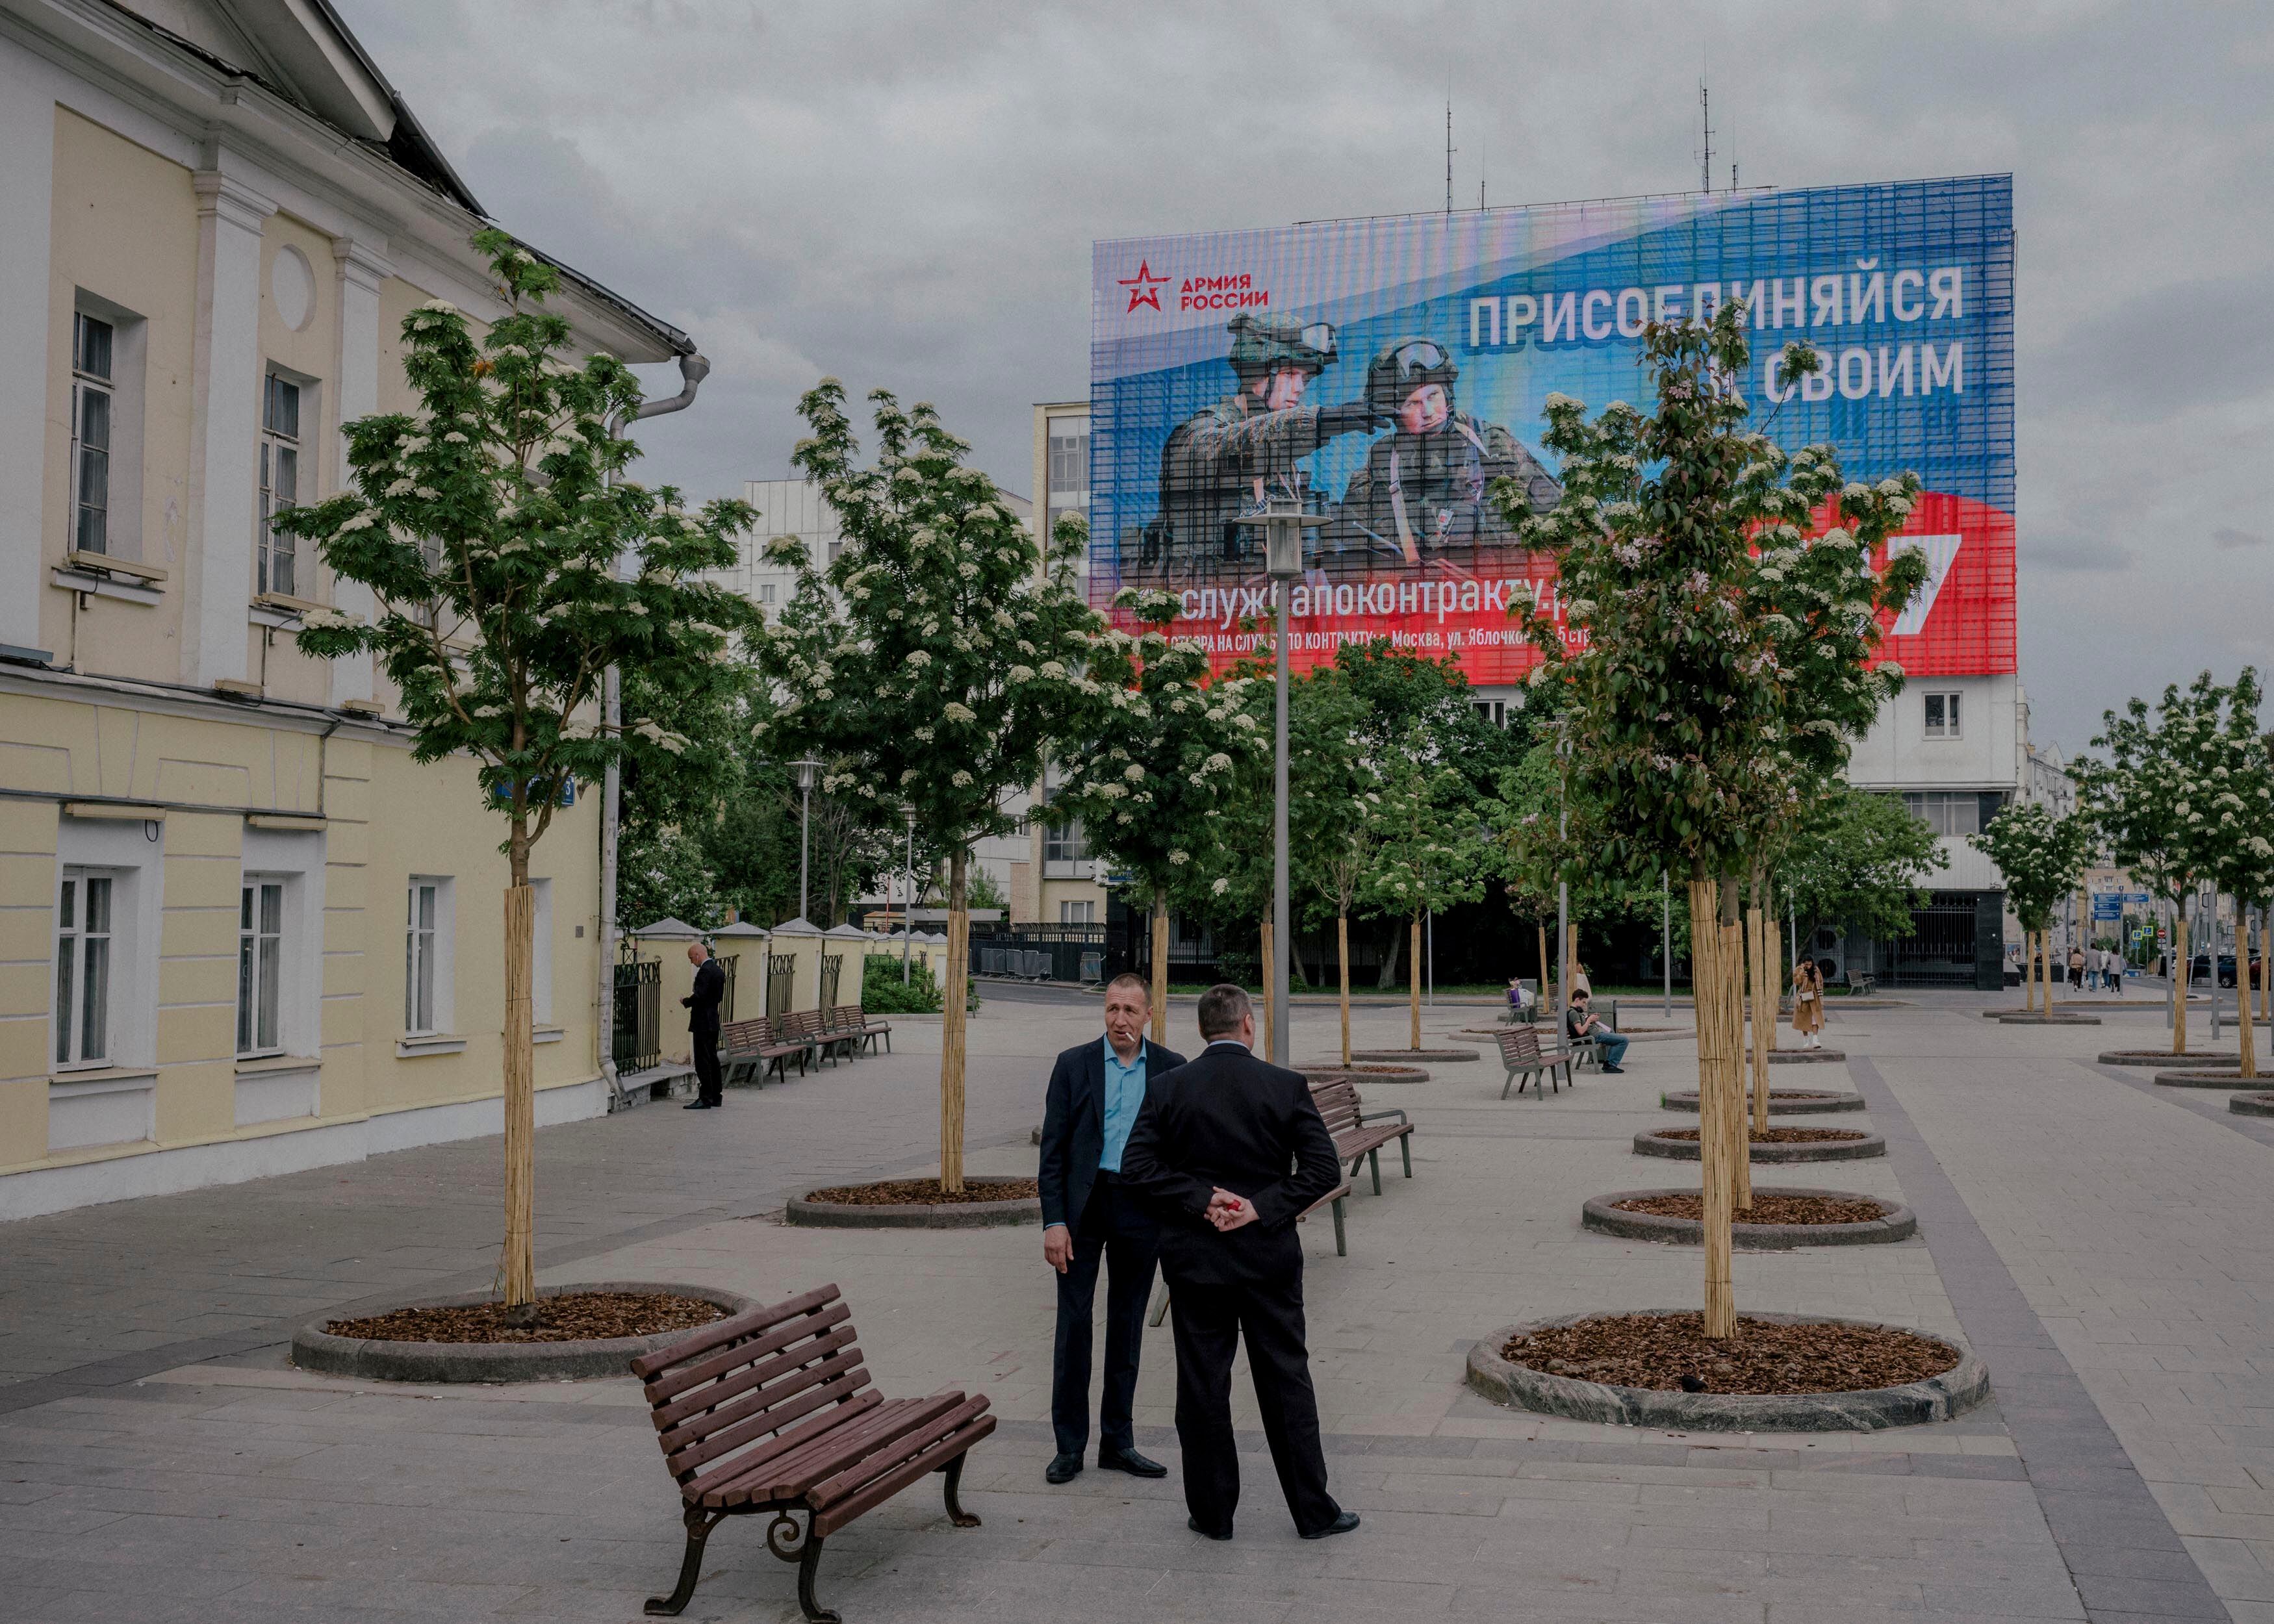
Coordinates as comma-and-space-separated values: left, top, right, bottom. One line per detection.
781, 1009, 819, 1041
720, 1018, 765, 1055
1499, 1026, 1541, 1065
828, 1004, 865, 1034
631, 1283, 875, 1500
1310, 1080, 1362, 1136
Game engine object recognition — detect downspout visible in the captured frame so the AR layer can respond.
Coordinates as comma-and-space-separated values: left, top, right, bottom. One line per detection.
598, 351, 711, 1099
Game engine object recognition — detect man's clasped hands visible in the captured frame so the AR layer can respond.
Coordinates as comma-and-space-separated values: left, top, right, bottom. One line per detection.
1207, 1188, 1257, 1232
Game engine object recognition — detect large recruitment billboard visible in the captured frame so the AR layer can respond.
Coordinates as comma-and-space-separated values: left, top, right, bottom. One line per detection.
1089, 174, 2014, 686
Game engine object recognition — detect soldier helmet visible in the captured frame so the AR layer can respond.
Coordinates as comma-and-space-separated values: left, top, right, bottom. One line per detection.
1227, 313, 1337, 379
1366, 337, 1459, 415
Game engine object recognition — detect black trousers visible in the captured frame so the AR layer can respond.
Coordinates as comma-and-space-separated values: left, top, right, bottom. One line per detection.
1166, 1268, 1339, 1536
1051, 1176, 1158, 1459
692, 1028, 722, 1105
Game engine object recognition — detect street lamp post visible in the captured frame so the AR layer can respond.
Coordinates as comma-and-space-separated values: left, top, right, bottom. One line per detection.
1260, 498, 1323, 1067
793, 758, 821, 922
902, 804, 918, 985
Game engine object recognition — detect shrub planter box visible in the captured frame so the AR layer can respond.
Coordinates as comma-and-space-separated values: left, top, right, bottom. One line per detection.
1998, 1013, 2102, 1026
788, 1176, 1041, 1229
291, 1281, 754, 1384
2153, 1070, 2251, 1089
1583, 1187, 1916, 1249
1633, 1127, 1885, 1163
1303, 1063, 1431, 1084
2101, 1050, 2237, 1067
1766, 1049, 1846, 1064
2230, 1093, 2274, 1118
1466, 1310, 1988, 1432
1350, 1047, 1477, 1063
1660, 1089, 1865, 1115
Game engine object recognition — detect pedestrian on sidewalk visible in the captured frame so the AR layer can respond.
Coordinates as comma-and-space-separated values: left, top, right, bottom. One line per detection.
681, 941, 725, 1109
1035, 973, 1185, 1486
1791, 957, 1825, 1050
2068, 945, 2086, 997
1119, 983, 1358, 1544
2109, 948, 2125, 995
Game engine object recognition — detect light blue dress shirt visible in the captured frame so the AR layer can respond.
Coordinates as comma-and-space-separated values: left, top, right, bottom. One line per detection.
1097, 1035, 1148, 1174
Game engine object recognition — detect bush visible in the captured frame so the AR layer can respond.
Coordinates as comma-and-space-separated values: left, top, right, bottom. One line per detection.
862, 951, 943, 1014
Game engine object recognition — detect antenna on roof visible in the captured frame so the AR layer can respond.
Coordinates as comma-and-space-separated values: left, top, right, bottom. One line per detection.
1444, 71, 1457, 218
1699, 79, 1714, 194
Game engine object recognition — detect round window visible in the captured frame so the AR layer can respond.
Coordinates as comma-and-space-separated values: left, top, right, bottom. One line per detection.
271, 244, 315, 332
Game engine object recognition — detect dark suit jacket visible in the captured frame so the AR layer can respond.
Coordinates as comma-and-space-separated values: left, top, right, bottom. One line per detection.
1038, 1035, 1186, 1236
684, 958, 726, 1035
1118, 1041, 1343, 1286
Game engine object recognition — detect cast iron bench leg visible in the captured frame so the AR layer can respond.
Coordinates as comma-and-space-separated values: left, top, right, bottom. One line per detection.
1367, 1147, 1381, 1196
645, 1505, 724, 1617
797, 1531, 838, 1624
941, 1452, 982, 1528
1399, 1136, 1412, 1178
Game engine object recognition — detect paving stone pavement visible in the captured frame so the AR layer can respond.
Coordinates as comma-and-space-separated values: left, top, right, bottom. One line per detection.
0, 990, 2262, 1621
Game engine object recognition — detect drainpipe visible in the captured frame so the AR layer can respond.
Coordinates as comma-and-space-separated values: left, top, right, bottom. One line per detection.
598, 351, 711, 1097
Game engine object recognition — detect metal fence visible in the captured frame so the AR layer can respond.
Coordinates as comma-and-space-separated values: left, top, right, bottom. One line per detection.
1880, 892, 1989, 987
612, 958, 661, 1073
767, 954, 795, 1017
819, 952, 843, 1008
970, 922, 1107, 983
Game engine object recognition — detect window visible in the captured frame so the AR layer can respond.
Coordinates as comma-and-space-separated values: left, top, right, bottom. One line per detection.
55, 870, 114, 1066
405, 880, 440, 1034
1923, 691, 1961, 739
1045, 820, 1090, 865
1472, 698, 1507, 728
70, 314, 113, 555
1060, 900, 1097, 925
259, 374, 301, 596
758, 582, 777, 604
235, 879, 285, 1055
1046, 413, 1090, 569
1902, 792, 1981, 837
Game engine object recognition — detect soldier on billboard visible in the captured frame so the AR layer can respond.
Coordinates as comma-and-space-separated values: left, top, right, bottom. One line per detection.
1324, 338, 1561, 570
1138, 312, 1382, 581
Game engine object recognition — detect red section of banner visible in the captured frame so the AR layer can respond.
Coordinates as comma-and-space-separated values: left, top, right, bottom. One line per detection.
1108, 490, 2015, 687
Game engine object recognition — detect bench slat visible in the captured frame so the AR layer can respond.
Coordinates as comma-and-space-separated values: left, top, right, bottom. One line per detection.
632, 1282, 840, 1382
667, 1362, 871, 1478
679, 1386, 886, 1505
740, 1391, 971, 1507
806, 1392, 991, 1510
654, 1323, 860, 1447
645, 1302, 854, 1415
811, 1413, 999, 1540
698, 1392, 932, 1508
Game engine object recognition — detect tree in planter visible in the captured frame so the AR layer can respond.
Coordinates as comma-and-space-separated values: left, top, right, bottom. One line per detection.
1355, 727, 1491, 1051
751, 381, 1097, 1193
279, 232, 755, 1310
2192, 671, 2274, 1078
1969, 804, 2093, 1017
1289, 670, 1378, 1065
2075, 672, 2266, 1056
1507, 306, 1924, 1336
1049, 587, 1265, 1043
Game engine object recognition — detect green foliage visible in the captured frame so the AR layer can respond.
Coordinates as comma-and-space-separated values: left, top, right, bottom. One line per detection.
862, 950, 943, 1013
750, 382, 1100, 899
617, 823, 722, 932
1355, 728, 1492, 922
1507, 304, 1925, 885
2075, 670, 2274, 905
1783, 789, 1946, 943
277, 231, 757, 872
1334, 641, 1531, 794
1971, 803, 2093, 932
965, 868, 1007, 911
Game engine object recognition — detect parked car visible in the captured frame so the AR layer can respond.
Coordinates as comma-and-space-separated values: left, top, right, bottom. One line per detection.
2189, 952, 2255, 988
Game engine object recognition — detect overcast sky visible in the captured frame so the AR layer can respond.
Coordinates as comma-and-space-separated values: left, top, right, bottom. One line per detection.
337, 0, 2274, 757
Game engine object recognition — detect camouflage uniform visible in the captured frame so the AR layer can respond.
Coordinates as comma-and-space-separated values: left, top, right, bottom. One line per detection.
1326, 416, 1561, 567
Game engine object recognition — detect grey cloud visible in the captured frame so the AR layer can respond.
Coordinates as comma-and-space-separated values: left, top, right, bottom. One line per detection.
2216, 527, 2268, 550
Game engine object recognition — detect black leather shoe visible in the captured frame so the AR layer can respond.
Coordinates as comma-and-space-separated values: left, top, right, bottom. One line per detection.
1045, 1453, 1083, 1484
1602, 1065, 1626, 1074
1098, 1447, 1167, 1478
1187, 1516, 1232, 1541
682, 1099, 712, 1110
1301, 1510, 1361, 1540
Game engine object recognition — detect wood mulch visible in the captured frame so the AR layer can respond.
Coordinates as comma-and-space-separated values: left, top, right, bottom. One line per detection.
804, 1177, 1040, 1206
327, 1291, 724, 1345
1656, 1128, 1866, 1144
1612, 1193, 1888, 1225
1503, 1312, 1958, 1394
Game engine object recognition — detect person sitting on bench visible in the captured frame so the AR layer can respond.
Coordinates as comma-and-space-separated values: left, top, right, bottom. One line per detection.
1565, 989, 1627, 1073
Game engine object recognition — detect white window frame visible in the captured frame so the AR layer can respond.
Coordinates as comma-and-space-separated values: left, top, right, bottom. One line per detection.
404, 875, 456, 1036
1059, 900, 1097, 926
70, 312, 114, 557
259, 370, 307, 598
236, 874, 286, 1058
55, 869, 117, 1069
1923, 691, 1962, 740
67, 293, 147, 562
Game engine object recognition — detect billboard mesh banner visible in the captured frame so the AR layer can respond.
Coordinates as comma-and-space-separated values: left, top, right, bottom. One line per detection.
1090, 175, 2015, 685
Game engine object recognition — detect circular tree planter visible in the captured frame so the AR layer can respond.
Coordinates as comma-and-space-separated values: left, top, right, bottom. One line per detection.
2100, 1050, 2236, 1067
1660, 1089, 1865, 1115
1767, 1049, 1846, 1064
789, 1176, 1040, 1228
2153, 1070, 2251, 1089
1634, 1127, 1885, 1163
292, 1281, 754, 1383
2230, 1093, 2274, 1118
1466, 1310, 1988, 1431
1583, 1187, 1916, 1249
1998, 1013, 2102, 1026
1350, 1047, 1477, 1063
1303, 1063, 1431, 1084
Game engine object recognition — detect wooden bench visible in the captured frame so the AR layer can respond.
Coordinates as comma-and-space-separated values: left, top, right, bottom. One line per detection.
632, 1284, 995, 1621
722, 1017, 817, 1085
779, 1009, 837, 1068
1498, 1026, 1574, 1098
828, 1004, 891, 1056
1309, 1078, 1414, 1195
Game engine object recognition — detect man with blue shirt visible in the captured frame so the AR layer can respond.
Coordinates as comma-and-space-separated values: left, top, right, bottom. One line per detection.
1036, 972, 1186, 1485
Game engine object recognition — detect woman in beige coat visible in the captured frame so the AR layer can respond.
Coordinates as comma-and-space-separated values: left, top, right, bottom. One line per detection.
1791, 958, 1825, 1050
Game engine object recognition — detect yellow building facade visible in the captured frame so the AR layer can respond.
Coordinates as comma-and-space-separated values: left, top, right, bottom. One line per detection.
0, 0, 698, 1217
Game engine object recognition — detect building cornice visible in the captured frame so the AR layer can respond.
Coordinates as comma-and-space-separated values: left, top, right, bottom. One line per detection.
0, 661, 410, 745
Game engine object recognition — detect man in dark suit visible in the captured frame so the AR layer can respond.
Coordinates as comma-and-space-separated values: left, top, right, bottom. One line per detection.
1036, 972, 1185, 1484
1119, 983, 1359, 1543
681, 941, 726, 1109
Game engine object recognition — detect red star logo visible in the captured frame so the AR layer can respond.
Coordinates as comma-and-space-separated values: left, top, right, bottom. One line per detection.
1119, 259, 1168, 313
